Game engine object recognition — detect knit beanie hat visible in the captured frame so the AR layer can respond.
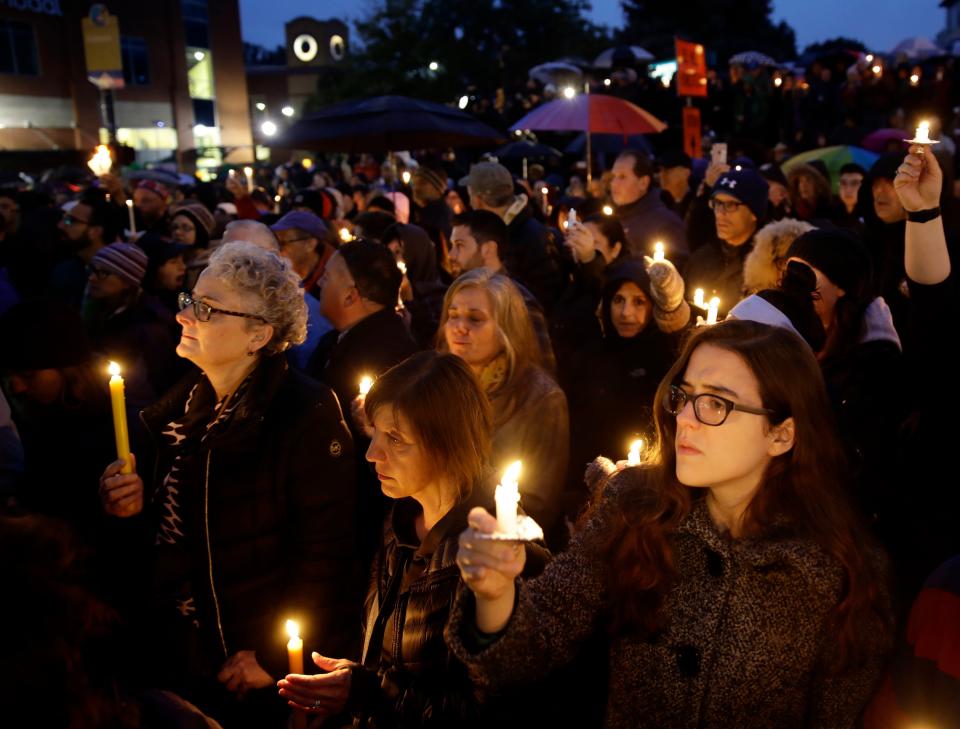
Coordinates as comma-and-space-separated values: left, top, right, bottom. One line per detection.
869, 154, 903, 182
712, 167, 770, 221
136, 179, 170, 201
170, 202, 215, 247
786, 227, 872, 293
91, 242, 148, 287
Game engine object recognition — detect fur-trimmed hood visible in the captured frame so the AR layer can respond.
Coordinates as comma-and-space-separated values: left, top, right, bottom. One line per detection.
743, 218, 816, 293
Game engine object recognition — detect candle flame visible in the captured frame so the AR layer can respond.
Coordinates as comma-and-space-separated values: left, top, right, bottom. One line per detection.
358, 375, 373, 396
397, 260, 407, 275
87, 145, 113, 176
243, 166, 253, 176
602, 205, 614, 216
301, 158, 313, 170
125, 199, 133, 208
541, 187, 548, 195
628, 439, 643, 465
339, 227, 353, 243
503, 460, 522, 486
108, 361, 121, 377
401, 170, 411, 184
285, 619, 300, 640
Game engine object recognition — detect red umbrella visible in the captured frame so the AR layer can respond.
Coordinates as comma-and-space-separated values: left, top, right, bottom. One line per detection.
510, 93, 666, 136
861, 128, 909, 154
510, 93, 666, 183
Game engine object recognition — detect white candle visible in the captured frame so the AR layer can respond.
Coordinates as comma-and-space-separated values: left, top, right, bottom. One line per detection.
694, 288, 705, 309
627, 439, 643, 466
396, 261, 407, 308
916, 121, 930, 143
706, 297, 720, 325
358, 375, 373, 397
653, 242, 665, 262
495, 460, 522, 534
244, 166, 254, 193
125, 199, 136, 236
522, 157, 528, 180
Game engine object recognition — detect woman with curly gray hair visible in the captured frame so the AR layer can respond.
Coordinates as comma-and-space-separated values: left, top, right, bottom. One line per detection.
99, 241, 361, 729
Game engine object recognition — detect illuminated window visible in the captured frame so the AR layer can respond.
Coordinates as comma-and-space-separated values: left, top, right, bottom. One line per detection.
0, 20, 39, 76
187, 47, 214, 99
121, 36, 150, 86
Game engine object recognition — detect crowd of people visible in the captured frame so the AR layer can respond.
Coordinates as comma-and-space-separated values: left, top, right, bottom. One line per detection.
1, 76, 959, 728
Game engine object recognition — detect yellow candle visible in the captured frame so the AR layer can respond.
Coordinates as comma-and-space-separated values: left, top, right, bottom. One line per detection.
495, 460, 522, 534
108, 362, 133, 474
244, 166, 254, 193
627, 439, 643, 466
286, 619, 306, 729
358, 375, 373, 397
706, 297, 720, 325
125, 199, 136, 236
653, 242, 665, 262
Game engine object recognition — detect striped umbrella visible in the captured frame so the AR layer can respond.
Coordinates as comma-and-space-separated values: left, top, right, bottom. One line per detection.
781, 145, 880, 192
593, 45, 654, 69
510, 93, 665, 184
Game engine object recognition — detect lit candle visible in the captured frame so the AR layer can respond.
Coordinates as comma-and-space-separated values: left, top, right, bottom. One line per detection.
244, 166, 254, 193
339, 227, 354, 243
653, 242, 665, 262
495, 460, 522, 535
905, 120, 939, 146
694, 288, 705, 309
125, 199, 136, 236
87, 144, 112, 176
358, 375, 373, 397
540, 186, 549, 215
627, 439, 643, 466
401, 170, 411, 185
602, 204, 614, 216
396, 261, 407, 308
706, 297, 720, 325
285, 619, 306, 729
108, 362, 133, 475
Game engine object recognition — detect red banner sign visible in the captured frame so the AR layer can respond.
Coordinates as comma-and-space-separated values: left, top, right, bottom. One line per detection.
676, 39, 707, 98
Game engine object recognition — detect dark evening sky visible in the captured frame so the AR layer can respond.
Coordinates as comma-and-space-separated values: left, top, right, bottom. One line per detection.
239, 0, 946, 55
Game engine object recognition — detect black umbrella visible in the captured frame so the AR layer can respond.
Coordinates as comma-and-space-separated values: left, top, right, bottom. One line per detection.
493, 140, 562, 160
279, 95, 505, 152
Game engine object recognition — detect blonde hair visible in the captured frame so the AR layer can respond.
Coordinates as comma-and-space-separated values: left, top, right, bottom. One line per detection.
743, 218, 816, 294
438, 269, 542, 384
206, 241, 307, 354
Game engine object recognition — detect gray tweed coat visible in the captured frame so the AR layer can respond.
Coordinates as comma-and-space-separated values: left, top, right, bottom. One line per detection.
445, 470, 893, 728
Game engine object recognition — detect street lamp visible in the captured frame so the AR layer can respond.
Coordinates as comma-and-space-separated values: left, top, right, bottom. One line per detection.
281, 106, 294, 117
261, 120, 277, 136
429, 61, 439, 71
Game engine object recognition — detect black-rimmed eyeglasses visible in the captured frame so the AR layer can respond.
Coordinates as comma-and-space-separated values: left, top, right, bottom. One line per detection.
177, 292, 267, 323
662, 384, 776, 427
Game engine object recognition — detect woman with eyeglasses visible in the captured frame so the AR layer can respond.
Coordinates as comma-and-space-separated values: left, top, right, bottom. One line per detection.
98, 241, 361, 729
449, 319, 893, 728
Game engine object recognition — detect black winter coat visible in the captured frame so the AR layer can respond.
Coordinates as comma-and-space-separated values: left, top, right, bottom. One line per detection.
138, 355, 361, 692
616, 190, 689, 268
503, 204, 565, 313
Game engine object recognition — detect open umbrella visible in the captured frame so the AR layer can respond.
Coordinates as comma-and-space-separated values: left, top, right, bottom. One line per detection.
279, 95, 505, 152
781, 145, 880, 191
861, 128, 909, 154
728, 51, 778, 68
529, 61, 583, 86
593, 46, 654, 69
510, 93, 665, 184
890, 37, 945, 60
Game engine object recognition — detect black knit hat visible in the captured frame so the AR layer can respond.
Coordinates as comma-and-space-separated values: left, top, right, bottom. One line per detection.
712, 167, 770, 220
0, 299, 93, 371
786, 227, 872, 293
870, 154, 903, 182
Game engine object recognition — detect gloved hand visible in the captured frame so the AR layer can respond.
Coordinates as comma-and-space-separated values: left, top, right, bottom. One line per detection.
643, 255, 685, 312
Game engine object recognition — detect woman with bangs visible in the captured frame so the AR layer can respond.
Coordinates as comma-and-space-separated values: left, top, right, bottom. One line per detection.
449, 319, 893, 727
438, 268, 569, 548
277, 351, 546, 727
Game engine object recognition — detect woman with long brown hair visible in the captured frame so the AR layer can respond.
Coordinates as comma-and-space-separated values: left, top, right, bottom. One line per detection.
448, 319, 893, 727
438, 269, 569, 546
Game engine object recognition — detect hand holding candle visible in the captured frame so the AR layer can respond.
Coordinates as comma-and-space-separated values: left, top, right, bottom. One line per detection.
904, 120, 939, 146
88, 144, 113, 177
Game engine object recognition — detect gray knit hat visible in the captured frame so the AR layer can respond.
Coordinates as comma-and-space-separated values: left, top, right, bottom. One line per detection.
91, 242, 148, 287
